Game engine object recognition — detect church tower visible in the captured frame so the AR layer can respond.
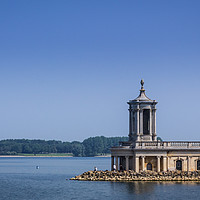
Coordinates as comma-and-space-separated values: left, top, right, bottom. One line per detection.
127, 80, 157, 142
111, 80, 200, 173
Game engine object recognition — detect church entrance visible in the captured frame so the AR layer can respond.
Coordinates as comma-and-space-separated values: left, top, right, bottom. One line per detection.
147, 163, 152, 170
176, 160, 182, 170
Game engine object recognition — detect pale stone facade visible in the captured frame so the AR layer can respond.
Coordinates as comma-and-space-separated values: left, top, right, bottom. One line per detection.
111, 80, 200, 172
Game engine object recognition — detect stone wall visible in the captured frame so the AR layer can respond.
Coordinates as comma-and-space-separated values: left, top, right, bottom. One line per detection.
70, 170, 200, 182
168, 156, 200, 171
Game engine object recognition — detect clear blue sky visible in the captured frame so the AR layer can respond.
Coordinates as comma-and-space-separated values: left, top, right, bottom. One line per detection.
0, 0, 200, 141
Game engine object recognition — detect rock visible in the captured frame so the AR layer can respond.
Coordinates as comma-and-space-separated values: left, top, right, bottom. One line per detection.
69, 170, 200, 182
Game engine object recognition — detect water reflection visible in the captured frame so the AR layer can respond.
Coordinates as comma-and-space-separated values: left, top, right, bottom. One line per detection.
110, 181, 156, 195
158, 181, 200, 185
109, 181, 200, 195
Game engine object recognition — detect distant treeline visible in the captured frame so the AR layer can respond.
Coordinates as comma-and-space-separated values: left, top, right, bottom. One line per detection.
0, 136, 128, 157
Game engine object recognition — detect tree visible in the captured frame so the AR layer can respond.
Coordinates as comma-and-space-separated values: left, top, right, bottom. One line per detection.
0, 136, 129, 156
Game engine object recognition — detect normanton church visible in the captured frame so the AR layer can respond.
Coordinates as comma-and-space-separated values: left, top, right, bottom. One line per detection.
111, 80, 200, 172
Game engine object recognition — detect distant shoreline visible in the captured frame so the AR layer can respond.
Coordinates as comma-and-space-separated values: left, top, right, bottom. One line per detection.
94, 155, 111, 157
0, 155, 73, 158
0, 155, 111, 158
0, 137, 126, 157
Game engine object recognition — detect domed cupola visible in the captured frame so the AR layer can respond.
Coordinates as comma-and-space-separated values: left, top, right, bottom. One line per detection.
134, 79, 153, 102
127, 80, 157, 142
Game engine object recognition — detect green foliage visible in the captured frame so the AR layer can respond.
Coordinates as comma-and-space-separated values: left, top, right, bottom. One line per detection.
82, 136, 128, 156
0, 136, 128, 157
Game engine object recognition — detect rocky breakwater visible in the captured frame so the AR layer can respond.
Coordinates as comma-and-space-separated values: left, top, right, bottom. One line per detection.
70, 170, 200, 181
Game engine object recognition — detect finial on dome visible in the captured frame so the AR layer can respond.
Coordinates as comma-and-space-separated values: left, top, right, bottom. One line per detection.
140, 79, 145, 91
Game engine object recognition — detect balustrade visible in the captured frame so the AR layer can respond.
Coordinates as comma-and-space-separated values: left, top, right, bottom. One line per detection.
118, 141, 200, 149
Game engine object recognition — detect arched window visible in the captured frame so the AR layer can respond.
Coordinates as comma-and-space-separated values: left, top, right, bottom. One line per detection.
147, 163, 152, 170
176, 160, 182, 170
197, 160, 200, 170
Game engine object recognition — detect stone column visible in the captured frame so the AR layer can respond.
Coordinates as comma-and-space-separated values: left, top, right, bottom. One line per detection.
136, 105, 140, 141
182, 159, 185, 171
149, 109, 152, 136
152, 109, 154, 134
153, 108, 157, 140
154, 110, 156, 135
126, 156, 129, 171
187, 156, 190, 172
129, 108, 132, 139
141, 156, 145, 171
115, 156, 118, 171
132, 111, 135, 134
111, 156, 114, 171
132, 156, 135, 171
135, 156, 139, 173
163, 156, 167, 172
139, 109, 143, 135
157, 156, 161, 172
168, 157, 170, 170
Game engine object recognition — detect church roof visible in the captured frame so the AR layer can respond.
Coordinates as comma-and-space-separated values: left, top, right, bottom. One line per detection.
129, 79, 155, 103
134, 89, 153, 101
134, 79, 153, 101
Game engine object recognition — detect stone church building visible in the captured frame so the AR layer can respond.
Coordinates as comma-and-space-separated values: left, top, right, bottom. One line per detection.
111, 80, 200, 172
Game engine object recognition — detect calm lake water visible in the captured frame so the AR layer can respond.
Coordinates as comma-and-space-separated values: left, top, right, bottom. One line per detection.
0, 157, 200, 200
